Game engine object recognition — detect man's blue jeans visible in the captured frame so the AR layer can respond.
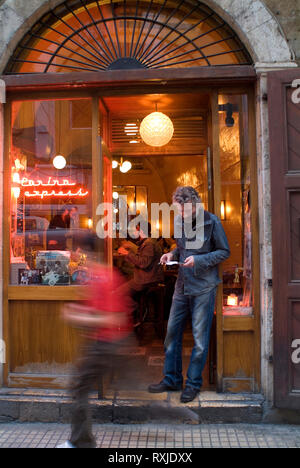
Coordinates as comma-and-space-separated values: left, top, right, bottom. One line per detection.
162, 287, 217, 390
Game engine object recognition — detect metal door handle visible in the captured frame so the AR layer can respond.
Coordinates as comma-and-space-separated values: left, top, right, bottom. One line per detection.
207, 147, 212, 191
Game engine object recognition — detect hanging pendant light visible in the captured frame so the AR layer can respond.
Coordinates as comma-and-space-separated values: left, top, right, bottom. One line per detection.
53, 154, 67, 170
139, 110, 174, 147
53, 102, 66, 169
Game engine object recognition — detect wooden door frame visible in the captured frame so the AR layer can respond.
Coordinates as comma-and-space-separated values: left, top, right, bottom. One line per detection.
1, 66, 256, 93
209, 88, 260, 392
2, 68, 260, 390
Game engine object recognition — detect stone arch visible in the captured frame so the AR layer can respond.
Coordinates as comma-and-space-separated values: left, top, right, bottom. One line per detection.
0, 0, 296, 74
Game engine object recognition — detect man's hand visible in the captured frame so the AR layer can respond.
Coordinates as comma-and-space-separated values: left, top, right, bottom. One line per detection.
160, 252, 174, 264
118, 247, 129, 256
183, 256, 195, 268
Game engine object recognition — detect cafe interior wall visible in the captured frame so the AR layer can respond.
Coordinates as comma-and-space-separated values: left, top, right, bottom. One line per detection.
0, 0, 298, 403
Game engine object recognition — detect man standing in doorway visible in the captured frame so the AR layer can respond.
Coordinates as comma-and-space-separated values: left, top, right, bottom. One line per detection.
148, 186, 230, 403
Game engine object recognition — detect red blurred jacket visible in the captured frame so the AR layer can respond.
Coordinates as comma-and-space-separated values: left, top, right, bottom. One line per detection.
85, 264, 133, 343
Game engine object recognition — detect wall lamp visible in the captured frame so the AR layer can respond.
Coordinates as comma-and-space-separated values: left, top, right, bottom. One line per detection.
218, 103, 239, 128
112, 158, 132, 173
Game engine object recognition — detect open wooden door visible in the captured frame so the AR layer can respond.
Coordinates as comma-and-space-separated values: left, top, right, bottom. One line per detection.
269, 69, 300, 409
211, 90, 260, 393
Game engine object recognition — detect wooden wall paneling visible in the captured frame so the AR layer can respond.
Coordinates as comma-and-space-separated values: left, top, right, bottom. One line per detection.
223, 333, 254, 378
9, 301, 81, 375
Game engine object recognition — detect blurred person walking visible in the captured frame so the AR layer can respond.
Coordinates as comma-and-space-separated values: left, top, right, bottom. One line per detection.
57, 233, 134, 448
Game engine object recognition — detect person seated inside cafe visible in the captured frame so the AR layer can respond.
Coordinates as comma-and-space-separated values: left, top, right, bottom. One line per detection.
46, 206, 70, 250
117, 221, 164, 325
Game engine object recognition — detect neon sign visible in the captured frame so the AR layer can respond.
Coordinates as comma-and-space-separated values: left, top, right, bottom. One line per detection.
20, 177, 89, 199
21, 177, 76, 187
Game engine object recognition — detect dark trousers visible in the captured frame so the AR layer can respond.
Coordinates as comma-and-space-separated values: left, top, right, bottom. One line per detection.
163, 287, 217, 390
69, 337, 129, 448
117, 279, 147, 301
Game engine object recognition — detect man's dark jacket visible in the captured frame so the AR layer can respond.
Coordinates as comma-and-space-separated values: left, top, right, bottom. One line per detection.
172, 211, 230, 296
126, 238, 164, 286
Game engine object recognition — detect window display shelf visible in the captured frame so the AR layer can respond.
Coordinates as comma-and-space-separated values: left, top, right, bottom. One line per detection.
8, 285, 87, 301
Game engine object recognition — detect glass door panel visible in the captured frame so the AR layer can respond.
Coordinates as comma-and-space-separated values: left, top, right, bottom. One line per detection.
218, 95, 253, 316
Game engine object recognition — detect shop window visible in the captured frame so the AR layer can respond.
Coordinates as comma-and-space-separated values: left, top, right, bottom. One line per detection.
10, 99, 93, 286
218, 95, 253, 316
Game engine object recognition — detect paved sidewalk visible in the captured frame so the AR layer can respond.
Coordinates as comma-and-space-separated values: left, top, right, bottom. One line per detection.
0, 422, 300, 448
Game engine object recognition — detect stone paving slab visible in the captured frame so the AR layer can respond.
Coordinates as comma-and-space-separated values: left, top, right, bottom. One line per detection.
0, 422, 300, 448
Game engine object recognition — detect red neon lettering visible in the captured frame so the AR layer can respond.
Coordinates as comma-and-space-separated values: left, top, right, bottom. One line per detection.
20, 177, 88, 199
21, 177, 76, 187
24, 188, 89, 199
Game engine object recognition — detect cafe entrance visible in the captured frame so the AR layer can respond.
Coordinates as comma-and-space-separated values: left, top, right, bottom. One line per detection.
1, 0, 260, 394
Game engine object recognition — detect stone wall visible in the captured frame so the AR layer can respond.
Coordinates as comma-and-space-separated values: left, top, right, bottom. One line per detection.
263, 0, 300, 65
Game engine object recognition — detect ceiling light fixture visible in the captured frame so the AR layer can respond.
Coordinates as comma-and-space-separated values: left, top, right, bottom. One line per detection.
124, 122, 140, 144
139, 108, 174, 147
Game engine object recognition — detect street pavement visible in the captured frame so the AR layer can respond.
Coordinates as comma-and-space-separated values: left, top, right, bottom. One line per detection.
0, 422, 299, 448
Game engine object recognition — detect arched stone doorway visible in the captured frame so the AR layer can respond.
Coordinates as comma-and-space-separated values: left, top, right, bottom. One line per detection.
0, 0, 295, 73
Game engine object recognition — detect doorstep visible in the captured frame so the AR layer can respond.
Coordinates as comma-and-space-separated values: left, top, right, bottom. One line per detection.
0, 388, 264, 424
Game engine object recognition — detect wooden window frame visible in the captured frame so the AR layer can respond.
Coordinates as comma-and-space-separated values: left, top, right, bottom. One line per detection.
2, 66, 260, 391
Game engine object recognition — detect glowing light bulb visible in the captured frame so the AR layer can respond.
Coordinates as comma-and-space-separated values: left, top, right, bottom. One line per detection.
53, 155, 66, 170
112, 160, 119, 169
120, 161, 132, 173
227, 294, 238, 306
113, 192, 119, 200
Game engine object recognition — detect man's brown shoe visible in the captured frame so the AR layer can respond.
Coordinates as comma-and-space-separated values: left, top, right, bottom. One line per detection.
148, 381, 183, 393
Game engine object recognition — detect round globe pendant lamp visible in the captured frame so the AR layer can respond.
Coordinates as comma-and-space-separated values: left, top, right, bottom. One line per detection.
139, 111, 174, 147
53, 154, 67, 170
